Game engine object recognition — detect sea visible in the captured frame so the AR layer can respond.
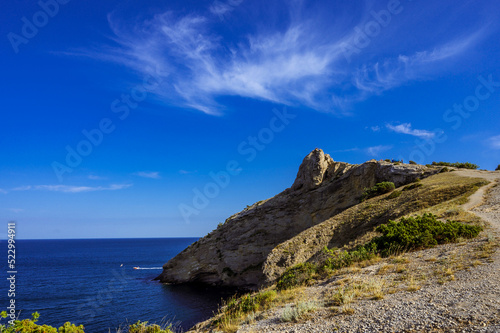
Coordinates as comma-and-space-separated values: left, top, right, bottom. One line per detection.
0, 238, 231, 332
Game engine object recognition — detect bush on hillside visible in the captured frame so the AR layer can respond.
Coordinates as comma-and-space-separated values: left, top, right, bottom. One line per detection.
316, 214, 483, 273
361, 182, 395, 201
386, 190, 402, 199
323, 243, 378, 270
403, 183, 423, 191
0, 312, 173, 333
368, 213, 482, 256
431, 161, 479, 169
496, 164, 500, 171
276, 262, 317, 291
409, 160, 417, 165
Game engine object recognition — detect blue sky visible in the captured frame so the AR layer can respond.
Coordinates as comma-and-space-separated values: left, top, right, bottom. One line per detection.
1, 0, 500, 239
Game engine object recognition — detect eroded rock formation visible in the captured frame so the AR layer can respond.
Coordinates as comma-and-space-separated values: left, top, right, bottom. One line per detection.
155, 149, 436, 289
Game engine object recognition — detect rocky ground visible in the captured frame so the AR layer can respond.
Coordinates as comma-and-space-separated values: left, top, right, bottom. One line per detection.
235, 170, 500, 333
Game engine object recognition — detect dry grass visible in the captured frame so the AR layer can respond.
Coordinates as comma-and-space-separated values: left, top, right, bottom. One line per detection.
195, 173, 494, 332
407, 275, 421, 292
376, 264, 394, 275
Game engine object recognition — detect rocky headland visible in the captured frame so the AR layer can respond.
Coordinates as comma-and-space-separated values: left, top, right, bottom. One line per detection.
156, 149, 438, 289
154, 148, 499, 333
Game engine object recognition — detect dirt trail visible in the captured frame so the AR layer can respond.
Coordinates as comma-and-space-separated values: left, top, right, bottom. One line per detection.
455, 170, 500, 232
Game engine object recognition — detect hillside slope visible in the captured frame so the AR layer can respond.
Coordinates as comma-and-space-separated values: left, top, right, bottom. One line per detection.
156, 148, 437, 289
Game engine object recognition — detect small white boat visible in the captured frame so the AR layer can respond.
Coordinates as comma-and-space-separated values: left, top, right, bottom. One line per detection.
133, 266, 140, 270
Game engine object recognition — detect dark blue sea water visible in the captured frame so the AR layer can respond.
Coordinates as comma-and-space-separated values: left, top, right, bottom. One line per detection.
0, 238, 230, 332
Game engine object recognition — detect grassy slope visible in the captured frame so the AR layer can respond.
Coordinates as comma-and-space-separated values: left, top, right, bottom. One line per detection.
262, 172, 488, 283
192, 171, 491, 333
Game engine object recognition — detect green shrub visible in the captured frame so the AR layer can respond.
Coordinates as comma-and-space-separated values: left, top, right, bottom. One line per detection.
386, 190, 402, 199
281, 301, 317, 322
384, 159, 391, 162
403, 183, 423, 191
496, 164, 500, 171
439, 167, 449, 173
224, 290, 277, 317
431, 161, 479, 169
322, 243, 378, 270
0, 312, 172, 333
368, 213, 482, 256
58, 322, 85, 333
320, 214, 483, 272
276, 263, 317, 291
409, 160, 417, 165
361, 182, 395, 201
128, 321, 173, 333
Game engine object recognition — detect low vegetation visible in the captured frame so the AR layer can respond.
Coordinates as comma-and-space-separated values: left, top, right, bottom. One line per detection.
0, 312, 173, 333
211, 290, 278, 332
281, 301, 318, 322
496, 164, 500, 171
361, 182, 395, 201
276, 263, 317, 291
386, 190, 402, 199
367, 213, 482, 256
276, 213, 482, 291
431, 161, 479, 169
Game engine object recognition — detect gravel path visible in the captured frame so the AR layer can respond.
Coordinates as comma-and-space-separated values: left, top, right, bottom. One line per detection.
238, 171, 500, 333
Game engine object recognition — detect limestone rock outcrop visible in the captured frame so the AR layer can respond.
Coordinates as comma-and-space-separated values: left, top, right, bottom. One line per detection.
155, 149, 437, 289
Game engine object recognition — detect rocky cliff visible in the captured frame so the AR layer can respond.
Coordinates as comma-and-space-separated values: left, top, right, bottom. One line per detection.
155, 148, 437, 289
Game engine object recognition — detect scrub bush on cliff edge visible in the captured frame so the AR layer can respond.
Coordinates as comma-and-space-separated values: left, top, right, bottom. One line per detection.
0, 312, 173, 333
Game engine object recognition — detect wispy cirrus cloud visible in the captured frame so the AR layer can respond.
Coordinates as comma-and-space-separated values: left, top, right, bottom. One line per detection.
134, 171, 161, 179
386, 123, 435, 139
488, 135, 500, 149
331, 147, 359, 153
88, 174, 107, 180
366, 145, 392, 157
209, 0, 243, 19
73, 2, 488, 114
12, 184, 132, 193
12, 185, 32, 191
0, 189, 7, 194
353, 34, 483, 95
179, 169, 197, 175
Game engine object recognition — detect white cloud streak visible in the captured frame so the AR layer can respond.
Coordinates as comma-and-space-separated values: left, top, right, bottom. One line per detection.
88, 174, 107, 180
135, 171, 161, 179
76, 3, 486, 114
489, 135, 500, 149
12, 184, 132, 193
209, 0, 243, 19
179, 169, 197, 175
366, 145, 392, 157
386, 123, 435, 139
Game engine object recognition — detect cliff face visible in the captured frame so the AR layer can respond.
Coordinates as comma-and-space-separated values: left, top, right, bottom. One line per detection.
156, 149, 437, 289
